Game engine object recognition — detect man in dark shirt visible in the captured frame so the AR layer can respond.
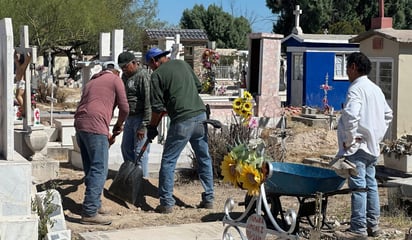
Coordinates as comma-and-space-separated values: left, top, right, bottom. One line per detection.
118, 52, 152, 177
145, 47, 214, 214
74, 62, 129, 225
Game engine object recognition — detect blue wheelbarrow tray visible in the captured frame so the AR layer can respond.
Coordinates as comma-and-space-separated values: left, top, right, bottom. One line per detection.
265, 162, 346, 196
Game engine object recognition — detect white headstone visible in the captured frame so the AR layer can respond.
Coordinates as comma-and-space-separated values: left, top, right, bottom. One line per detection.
0, 17, 39, 240
112, 29, 123, 63
99, 32, 111, 61
0, 18, 15, 160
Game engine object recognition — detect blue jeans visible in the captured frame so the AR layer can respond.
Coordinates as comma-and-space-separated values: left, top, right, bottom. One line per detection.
159, 112, 214, 206
121, 115, 150, 177
76, 131, 109, 217
346, 149, 380, 234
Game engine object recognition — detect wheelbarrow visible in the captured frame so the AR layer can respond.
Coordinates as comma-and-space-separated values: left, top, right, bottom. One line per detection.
223, 162, 356, 239
260, 162, 347, 233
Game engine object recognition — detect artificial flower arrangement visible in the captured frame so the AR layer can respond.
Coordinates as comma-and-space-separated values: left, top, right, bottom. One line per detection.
220, 90, 271, 196
201, 48, 220, 69
201, 48, 220, 94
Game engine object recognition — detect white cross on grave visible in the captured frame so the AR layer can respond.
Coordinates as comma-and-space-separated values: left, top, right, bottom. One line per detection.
15, 25, 37, 128
292, 5, 303, 35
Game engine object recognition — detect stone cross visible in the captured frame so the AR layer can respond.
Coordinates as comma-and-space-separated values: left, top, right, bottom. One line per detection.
79, 29, 124, 86
15, 25, 37, 128
170, 34, 184, 60
292, 5, 303, 35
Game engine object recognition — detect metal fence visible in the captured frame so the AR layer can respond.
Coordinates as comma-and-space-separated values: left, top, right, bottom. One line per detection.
214, 66, 236, 80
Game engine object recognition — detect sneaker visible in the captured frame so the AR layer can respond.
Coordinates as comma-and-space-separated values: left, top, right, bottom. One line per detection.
81, 213, 112, 225
197, 201, 214, 209
334, 229, 367, 240
367, 228, 382, 237
155, 205, 173, 214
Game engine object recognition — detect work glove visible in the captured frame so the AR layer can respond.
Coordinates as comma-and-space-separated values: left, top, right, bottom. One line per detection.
147, 126, 158, 141
329, 155, 358, 178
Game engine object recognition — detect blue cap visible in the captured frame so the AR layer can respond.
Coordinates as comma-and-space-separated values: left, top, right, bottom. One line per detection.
145, 47, 170, 63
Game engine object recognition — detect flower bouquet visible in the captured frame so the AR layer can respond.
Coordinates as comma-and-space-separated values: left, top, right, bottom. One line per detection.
220, 91, 272, 196
201, 48, 220, 94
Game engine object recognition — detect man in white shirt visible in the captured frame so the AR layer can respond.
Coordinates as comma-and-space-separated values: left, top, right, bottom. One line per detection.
335, 52, 393, 240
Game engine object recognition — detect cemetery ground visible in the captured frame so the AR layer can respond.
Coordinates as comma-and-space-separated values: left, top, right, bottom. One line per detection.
37, 88, 411, 239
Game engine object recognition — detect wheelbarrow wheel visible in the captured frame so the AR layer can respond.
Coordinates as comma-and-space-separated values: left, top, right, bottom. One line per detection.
243, 194, 297, 232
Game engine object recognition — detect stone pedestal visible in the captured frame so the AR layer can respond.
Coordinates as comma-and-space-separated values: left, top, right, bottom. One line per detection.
387, 178, 412, 212
384, 153, 412, 173
0, 154, 38, 240
248, 33, 284, 127
15, 127, 59, 183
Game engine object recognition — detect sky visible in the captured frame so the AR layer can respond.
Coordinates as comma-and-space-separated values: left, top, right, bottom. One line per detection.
156, 0, 276, 33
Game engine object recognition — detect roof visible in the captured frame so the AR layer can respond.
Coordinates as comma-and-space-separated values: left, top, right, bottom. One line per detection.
282, 33, 357, 44
350, 28, 412, 43
145, 29, 209, 41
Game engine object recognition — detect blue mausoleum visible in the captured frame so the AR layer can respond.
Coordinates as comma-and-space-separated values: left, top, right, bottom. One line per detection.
282, 33, 359, 111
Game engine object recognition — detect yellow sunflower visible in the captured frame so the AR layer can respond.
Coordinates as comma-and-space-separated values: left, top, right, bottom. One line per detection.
242, 101, 252, 112
233, 98, 242, 108
238, 164, 262, 196
220, 154, 239, 186
243, 91, 253, 100
241, 109, 252, 121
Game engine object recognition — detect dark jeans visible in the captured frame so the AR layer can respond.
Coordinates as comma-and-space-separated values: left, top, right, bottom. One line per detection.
76, 131, 109, 217
159, 112, 214, 206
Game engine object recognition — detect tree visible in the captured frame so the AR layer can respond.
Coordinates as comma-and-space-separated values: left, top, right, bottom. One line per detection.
180, 4, 252, 49
0, 0, 164, 54
122, 0, 167, 51
0, 0, 165, 80
266, 0, 412, 35
329, 20, 365, 35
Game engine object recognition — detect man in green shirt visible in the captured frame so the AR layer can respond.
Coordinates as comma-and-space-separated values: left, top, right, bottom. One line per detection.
145, 47, 214, 214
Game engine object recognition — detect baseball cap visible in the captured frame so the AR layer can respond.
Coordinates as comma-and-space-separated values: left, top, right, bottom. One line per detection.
118, 52, 136, 68
145, 47, 170, 63
102, 61, 121, 72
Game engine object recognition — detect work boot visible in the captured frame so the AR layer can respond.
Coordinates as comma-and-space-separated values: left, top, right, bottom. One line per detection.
81, 213, 112, 225
155, 205, 173, 214
334, 229, 367, 240
367, 228, 382, 237
98, 206, 111, 215
197, 201, 214, 209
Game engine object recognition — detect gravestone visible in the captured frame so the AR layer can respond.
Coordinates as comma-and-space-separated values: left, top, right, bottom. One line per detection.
247, 32, 284, 127
0, 17, 38, 240
13, 26, 56, 183
15, 25, 37, 128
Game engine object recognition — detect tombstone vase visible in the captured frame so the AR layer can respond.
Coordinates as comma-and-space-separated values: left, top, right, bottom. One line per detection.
24, 126, 48, 161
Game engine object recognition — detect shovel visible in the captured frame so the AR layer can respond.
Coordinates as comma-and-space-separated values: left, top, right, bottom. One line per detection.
108, 112, 166, 205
